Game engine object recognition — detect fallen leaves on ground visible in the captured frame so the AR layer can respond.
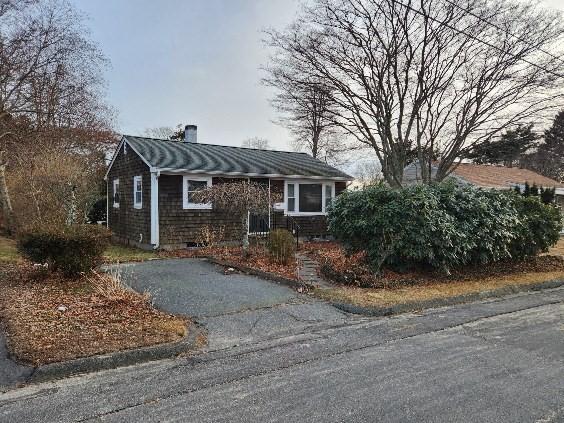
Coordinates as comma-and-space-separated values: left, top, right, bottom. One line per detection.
0, 264, 189, 366
303, 242, 564, 288
303, 241, 564, 307
162, 245, 299, 280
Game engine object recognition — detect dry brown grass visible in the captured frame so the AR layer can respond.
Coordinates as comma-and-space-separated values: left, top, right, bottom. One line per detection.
314, 269, 564, 308
0, 263, 192, 365
84, 269, 151, 304
548, 237, 564, 257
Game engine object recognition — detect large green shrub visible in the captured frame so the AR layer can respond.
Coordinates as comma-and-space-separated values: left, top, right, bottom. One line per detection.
509, 196, 562, 258
267, 229, 296, 265
328, 182, 561, 273
17, 225, 111, 276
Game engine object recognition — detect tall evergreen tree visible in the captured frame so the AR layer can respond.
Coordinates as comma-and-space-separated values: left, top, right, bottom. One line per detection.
466, 125, 537, 167
539, 111, 564, 181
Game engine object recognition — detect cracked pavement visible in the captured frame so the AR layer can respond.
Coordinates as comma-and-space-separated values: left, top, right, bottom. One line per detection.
108, 258, 351, 350
0, 287, 562, 422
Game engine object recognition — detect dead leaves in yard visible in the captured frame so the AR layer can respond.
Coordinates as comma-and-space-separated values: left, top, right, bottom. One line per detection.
0, 264, 188, 366
163, 245, 299, 281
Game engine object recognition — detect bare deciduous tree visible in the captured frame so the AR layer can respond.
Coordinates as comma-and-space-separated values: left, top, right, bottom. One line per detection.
144, 124, 184, 140
0, 0, 114, 231
194, 181, 279, 257
265, 0, 564, 187
262, 47, 350, 164
354, 159, 383, 187
241, 137, 270, 150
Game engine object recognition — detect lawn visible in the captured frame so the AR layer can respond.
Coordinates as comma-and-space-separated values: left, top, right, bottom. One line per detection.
0, 236, 189, 365
0, 263, 189, 365
0, 236, 21, 263
0, 235, 158, 264
315, 267, 564, 308
103, 244, 159, 263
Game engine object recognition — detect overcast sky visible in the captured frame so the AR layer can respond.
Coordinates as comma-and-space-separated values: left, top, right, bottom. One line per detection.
72, 0, 564, 152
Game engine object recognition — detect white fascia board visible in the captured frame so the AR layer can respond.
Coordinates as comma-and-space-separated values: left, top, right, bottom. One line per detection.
104, 136, 153, 179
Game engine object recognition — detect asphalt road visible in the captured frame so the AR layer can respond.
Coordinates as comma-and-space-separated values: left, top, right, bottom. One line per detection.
0, 287, 563, 423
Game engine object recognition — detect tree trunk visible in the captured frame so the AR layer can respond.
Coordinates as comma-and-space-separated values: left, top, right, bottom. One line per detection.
0, 163, 15, 234
241, 214, 249, 258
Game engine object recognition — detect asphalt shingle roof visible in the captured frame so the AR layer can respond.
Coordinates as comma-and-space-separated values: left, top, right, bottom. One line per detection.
123, 135, 352, 179
404, 162, 563, 188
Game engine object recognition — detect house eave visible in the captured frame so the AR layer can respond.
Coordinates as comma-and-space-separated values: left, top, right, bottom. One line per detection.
157, 168, 353, 181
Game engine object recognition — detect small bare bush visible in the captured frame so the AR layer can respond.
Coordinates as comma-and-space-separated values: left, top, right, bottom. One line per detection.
196, 225, 225, 248
268, 229, 296, 265
85, 270, 150, 304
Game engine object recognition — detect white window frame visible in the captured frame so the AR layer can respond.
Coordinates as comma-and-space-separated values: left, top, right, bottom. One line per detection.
324, 183, 335, 210
284, 180, 335, 216
113, 178, 120, 208
183, 176, 212, 209
286, 182, 296, 213
133, 175, 142, 209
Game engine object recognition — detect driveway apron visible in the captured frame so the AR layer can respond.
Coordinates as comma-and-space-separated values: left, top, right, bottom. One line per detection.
110, 258, 349, 349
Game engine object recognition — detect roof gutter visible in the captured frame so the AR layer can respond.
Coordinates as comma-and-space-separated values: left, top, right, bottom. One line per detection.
155, 168, 353, 181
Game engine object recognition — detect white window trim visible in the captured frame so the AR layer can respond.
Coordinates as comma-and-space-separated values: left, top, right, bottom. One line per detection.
183, 176, 212, 209
113, 178, 120, 208
133, 175, 142, 209
284, 180, 335, 216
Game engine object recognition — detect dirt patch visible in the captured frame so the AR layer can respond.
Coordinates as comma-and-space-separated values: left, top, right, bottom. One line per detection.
162, 245, 299, 281
0, 263, 189, 366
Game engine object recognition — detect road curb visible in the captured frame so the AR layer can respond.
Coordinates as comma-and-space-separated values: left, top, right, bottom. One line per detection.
28, 323, 206, 384
205, 257, 314, 291
330, 278, 564, 316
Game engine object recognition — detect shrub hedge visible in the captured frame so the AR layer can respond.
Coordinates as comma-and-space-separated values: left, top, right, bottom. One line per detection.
17, 224, 111, 277
328, 181, 562, 273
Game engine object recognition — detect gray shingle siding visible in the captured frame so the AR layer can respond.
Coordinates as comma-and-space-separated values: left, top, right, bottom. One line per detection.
158, 175, 243, 247
107, 146, 152, 248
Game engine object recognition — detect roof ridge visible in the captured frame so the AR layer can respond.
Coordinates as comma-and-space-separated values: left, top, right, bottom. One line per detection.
123, 134, 310, 156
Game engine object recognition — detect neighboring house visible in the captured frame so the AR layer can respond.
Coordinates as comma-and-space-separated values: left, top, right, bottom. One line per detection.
105, 126, 353, 249
403, 162, 564, 207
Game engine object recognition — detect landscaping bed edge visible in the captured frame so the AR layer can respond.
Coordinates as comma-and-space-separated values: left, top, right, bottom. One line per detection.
28, 323, 206, 384
205, 257, 312, 290
329, 278, 564, 316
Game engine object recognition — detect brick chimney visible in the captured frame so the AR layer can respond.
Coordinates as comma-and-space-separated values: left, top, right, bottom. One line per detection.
184, 125, 197, 143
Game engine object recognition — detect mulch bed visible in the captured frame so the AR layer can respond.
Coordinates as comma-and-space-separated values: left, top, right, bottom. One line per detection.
0, 263, 188, 366
162, 245, 299, 281
303, 242, 564, 288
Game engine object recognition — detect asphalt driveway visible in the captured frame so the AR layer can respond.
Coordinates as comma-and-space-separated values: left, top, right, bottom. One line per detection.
112, 258, 300, 317
110, 258, 349, 349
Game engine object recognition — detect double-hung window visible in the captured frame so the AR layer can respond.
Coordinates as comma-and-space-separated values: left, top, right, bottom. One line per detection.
287, 183, 296, 212
183, 176, 212, 209
285, 181, 335, 215
324, 184, 334, 210
133, 176, 142, 209
113, 179, 120, 208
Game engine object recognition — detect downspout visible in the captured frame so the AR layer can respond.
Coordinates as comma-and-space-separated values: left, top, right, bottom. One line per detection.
150, 169, 160, 249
